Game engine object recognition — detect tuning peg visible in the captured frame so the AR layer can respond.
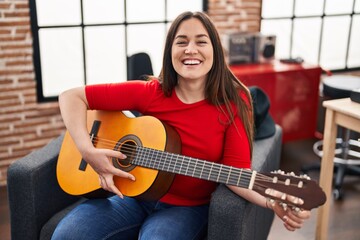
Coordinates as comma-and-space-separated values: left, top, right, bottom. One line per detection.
268, 198, 276, 207
272, 176, 278, 183
300, 174, 311, 180
292, 206, 301, 213
286, 171, 296, 176
278, 202, 288, 211
285, 179, 290, 186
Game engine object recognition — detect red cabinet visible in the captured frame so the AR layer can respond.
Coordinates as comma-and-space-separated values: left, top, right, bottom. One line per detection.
230, 61, 322, 142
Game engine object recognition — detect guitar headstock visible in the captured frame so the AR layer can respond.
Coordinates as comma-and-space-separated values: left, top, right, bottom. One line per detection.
253, 170, 326, 210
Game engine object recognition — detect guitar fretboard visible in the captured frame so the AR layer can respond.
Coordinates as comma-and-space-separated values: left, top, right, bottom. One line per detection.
132, 145, 254, 189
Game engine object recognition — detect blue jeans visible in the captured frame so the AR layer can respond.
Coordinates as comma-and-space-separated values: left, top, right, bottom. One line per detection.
52, 196, 209, 240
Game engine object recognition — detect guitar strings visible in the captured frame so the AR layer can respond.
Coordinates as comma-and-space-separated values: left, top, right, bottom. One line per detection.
93, 137, 304, 202
135, 147, 302, 197
136, 147, 259, 188
90, 136, 296, 187
94, 135, 277, 186
92, 136, 259, 183
135, 146, 289, 188
92, 136, 257, 180
92, 135, 255, 178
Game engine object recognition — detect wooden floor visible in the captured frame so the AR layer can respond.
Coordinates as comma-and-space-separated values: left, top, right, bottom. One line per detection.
1, 138, 360, 240
1, 185, 10, 240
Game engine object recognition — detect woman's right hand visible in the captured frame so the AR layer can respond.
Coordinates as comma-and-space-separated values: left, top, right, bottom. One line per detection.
83, 147, 136, 198
59, 87, 135, 198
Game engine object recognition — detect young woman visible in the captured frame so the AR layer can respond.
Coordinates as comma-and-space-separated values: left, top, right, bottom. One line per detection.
52, 11, 310, 240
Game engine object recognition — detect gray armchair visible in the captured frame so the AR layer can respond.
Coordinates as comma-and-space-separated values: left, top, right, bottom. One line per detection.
8, 125, 282, 240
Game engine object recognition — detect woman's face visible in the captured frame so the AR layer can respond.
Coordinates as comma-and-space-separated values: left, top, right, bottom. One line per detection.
171, 18, 214, 83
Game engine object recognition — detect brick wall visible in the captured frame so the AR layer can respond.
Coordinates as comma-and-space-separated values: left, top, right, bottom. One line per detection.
208, 0, 261, 34
0, 0, 261, 186
0, 0, 66, 186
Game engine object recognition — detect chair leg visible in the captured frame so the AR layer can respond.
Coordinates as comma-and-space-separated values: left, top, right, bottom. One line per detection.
333, 128, 356, 200
333, 163, 347, 200
303, 128, 360, 200
347, 165, 360, 175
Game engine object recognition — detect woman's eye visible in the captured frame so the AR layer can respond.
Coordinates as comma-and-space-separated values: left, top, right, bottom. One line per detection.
176, 41, 187, 45
198, 41, 207, 45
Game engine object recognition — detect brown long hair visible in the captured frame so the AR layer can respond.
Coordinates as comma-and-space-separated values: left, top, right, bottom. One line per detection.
158, 11, 254, 155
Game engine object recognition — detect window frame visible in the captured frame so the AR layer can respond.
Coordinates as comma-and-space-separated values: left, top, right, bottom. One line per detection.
29, 0, 207, 102
260, 0, 360, 73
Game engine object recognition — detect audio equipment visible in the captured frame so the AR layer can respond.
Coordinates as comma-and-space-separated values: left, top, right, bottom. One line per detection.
222, 32, 276, 64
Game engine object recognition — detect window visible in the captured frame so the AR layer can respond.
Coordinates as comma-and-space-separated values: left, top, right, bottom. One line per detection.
29, 0, 205, 101
261, 0, 360, 71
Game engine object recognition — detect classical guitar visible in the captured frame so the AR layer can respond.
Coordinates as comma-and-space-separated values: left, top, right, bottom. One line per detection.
57, 110, 326, 210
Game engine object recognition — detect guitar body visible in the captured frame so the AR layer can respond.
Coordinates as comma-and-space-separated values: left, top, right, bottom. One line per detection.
57, 110, 181, 200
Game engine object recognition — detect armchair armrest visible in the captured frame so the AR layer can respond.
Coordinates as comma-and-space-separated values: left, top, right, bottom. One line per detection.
7, 134, 79, 240
208, 125, 282, 240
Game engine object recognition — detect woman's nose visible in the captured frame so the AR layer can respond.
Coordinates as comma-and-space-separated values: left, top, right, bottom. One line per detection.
185, 42, 198, 54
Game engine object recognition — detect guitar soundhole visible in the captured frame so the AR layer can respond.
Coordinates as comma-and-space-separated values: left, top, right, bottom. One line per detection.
112, 135, 141, 172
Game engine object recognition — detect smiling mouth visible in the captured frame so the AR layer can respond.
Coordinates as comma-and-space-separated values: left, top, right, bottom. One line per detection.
183, 59, 202, 65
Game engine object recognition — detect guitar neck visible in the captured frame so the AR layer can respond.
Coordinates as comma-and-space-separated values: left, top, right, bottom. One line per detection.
133, 146, 255, 189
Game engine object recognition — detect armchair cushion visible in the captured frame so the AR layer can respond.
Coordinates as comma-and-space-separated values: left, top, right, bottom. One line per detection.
7, 134, 79, 240
208, 124, 282, 240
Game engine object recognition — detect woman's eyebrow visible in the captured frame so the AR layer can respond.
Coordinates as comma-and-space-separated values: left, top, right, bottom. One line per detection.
175, 35, 187, 39
175, 34, 209, 39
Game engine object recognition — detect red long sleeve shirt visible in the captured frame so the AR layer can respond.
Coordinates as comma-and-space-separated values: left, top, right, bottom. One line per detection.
85, 79, 251, 206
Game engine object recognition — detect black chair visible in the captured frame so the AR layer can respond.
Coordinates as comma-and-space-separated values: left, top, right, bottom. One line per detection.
302, 74, 360, 200
127, 52, 154, 80
127, 52, 154, 117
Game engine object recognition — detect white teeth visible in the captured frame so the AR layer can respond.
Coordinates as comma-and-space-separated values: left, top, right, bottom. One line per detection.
183, 59, 201, 65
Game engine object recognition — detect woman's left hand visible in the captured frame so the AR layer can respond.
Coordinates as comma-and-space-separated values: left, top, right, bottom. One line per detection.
227, 185, 311, 231
268, 199, 311, 231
